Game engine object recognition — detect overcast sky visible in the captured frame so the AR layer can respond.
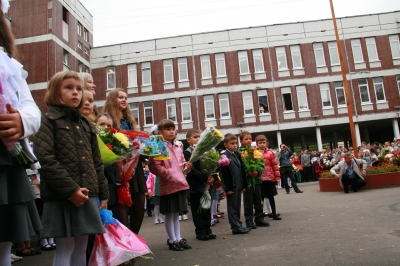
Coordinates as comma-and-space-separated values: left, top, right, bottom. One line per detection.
79, 0, 400, 47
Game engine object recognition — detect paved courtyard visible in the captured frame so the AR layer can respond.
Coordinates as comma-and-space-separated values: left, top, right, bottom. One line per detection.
16, 181, 400, 266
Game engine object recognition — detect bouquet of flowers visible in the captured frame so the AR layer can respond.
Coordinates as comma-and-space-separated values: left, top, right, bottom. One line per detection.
136, 135, 170, 160
311, 157, 319, 165
292, 164, 299, 173
239, 146, 264, 189
183, 124, 223, 174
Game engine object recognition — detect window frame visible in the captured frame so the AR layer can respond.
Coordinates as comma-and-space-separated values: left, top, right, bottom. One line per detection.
358, 79, 371, 103
257, 90, 269, 114
128, 64, 138, 88
203, 95, 215, 120
365, 37, 379, 62
215, 53, 227, 77
313, 43, 326, 67
252, 49, 264, 73
163, 59, 174, 83
77, 41, 82, 50
351, 39, 364, 63
276, 46, 288, 70
63, 50, 68, 66
328, 41, 340, 65
218, 93, 230, 118
389, 35, 400, 59
334, 81, 346, 106
290, 45, 303, 69
178, 58, 188, 81
296, 85, 309, 110
166, 99, 177, 122
78, 61, 82, 73
397, 75, 400, 95
373, 77, 386, 102
83, 46, 89, 55
281, 87, 293, 111
83, 28, 88, 42
238, 51, 250, 74
242, 91, 254, 116
200, 55, 212, 79
181, 97, 192, 121
141, 62, 152, 85
130, 103, 140, 126
77, 22, 82, 36
107, 67, 116, 90
319, 83, 332, 108
143, 101, 154, 126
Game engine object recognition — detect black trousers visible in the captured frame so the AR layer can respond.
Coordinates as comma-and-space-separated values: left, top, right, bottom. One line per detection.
303, 166, 312, 182
280, 167, 301, 193
190, 192, 212, 236
342, 174, 367, 192
243, 183, 263, 226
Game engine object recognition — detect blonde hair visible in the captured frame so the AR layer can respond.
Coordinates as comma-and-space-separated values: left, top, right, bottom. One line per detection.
44, 71, 85, 109
78, 72, 93, 91
103, 88, 137, 130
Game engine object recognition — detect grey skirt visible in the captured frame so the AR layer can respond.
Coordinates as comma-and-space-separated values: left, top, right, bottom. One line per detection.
41, 197, 104, 238
160, 191, 188, 214
150, 195, 160, 205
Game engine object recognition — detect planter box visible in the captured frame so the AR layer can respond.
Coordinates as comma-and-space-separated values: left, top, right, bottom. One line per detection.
319, 172, 400, 192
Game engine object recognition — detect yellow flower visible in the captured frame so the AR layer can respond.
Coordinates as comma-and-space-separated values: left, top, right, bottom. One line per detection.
241, 150, 248, 158
114, 132, 129, 148
214, 129, 223, 139
253, 149, 262, 159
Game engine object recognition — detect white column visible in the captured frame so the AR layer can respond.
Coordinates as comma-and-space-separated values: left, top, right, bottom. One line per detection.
277, 131, 282, 148
354, 122, 361, 147
392, 118, 400, 140
301, 135, 306, 150
316, 127, 322, 151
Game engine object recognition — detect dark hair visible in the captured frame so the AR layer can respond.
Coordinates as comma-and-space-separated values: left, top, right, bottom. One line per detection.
186, 129, 200, 138
224, 133, 237, 143
157, 119, 175, 130
0, 1, 18, 59
255, 135, 267, 143
239, 130, 251, 141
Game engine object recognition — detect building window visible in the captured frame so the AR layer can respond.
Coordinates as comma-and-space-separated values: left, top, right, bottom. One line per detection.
215, 53, 226, 77
181, 97, 192, 121
62, 6, 68, 23
178, 58, 188, 81
166, 99, 177, 122
163, 59, 173, 83
128, 64, 137, 87
365, 37, 379, 61
351, 39, 363, 63
313, 43, 326, 67
218, 93, 230, 117
77, 41, 82, 50
242, 91, 254, 115
238, 51, 249, 74
296, 85, 308, 110
63, 50, 68, 66
397, 75, 400, 95
358, 79, 370, 103
83, 28, 88, 42
141, 62, 151, 85
78, 61, 82, 72
290, 45, 303, 68
319, 83, 332, 107
85, 66, 89, 73
389, 35, 400, 59
252, 49, 264, 73
276, 47, 288, 70
144, 102, 153, 125
130, 103, 139, 125
77, 22, 82, 36
281, 87, 293, 111
107, 67, 116, 90
328, 41, 340, 65
204, 95, 215, 119
83, 47, 89, 55
200, 55, 211, 79
373, 77, 386, 101
257, 90, 269, 114
334, 81, 346, 106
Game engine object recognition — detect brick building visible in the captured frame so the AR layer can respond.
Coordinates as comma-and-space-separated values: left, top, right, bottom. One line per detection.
8, 1, 400, 150
7, 0, 92, 110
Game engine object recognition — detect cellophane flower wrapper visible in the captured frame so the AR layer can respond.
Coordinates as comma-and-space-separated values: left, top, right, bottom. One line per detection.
239, 147, 265, 189
116, 152, 141, 207
89, 201, 152, 266
183, 124, 223, 174
136, 135, 170, 160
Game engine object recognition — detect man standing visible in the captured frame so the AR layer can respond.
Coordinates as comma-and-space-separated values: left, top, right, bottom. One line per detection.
330, 153, 367, 194
301, 150, 311, 182
277, 144, 303, 194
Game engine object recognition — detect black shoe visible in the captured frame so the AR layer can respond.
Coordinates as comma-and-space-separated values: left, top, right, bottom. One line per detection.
352, 188, 358, 192
208, 233, 217, 239
147, 213, 153, 217
179, 238, 191, 249
273, 216, 282, 220
247, 224, 257, 229
168, 241, 184, 251
286, 192, 290, 194
344, 190, 349, 194
295, 190, 303, 193
263, 212, 270, 217
268, 213, 280, 218
196, 234, 209, 241
255, 221, 270, 227
232, 227, 250, 235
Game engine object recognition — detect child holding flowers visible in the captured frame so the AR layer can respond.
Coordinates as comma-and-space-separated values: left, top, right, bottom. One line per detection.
148, 119, 193, 251
256, 135, 282, 220
33, 71, 109, 265
239, 131, 269, 229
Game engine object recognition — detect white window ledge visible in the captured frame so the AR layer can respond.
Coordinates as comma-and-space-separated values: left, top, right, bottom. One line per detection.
298, 109, 310, 112
163, 81, 174, 85
283, 110, 295, 113
361, 102, 373, 105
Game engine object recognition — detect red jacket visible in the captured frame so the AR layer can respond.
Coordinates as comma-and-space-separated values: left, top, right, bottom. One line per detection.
261, 149, 281, 182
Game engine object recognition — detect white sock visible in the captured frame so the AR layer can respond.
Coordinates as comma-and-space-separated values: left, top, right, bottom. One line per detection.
264, 198, 272, 213
173, 212, 181, 241
53, 237, 74, 266
40, 238, 49, 246
71, 235, 88, 266
211, 199, 218, 218
165, 213, 176, 243
48, 238, 55, 245
154, 205, 160, 220
0, 242, 12, 266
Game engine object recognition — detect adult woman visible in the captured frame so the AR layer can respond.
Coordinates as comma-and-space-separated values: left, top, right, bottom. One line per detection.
103, 88, 147, 234
291, 152, 303, 183
78, 72, 96, 95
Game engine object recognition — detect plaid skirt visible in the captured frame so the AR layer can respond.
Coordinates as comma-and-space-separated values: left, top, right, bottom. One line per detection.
160, 191, 188, 214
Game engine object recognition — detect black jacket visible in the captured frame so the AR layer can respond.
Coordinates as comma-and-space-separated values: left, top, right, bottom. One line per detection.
219, 150, 247, 192
184, 147, 208, 193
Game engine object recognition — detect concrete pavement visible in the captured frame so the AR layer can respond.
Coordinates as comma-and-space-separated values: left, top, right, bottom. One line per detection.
15, 181, 400, 266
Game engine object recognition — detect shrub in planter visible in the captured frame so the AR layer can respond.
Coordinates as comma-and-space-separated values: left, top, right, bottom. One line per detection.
320, 170, 335, 179
366, 163, 400, 175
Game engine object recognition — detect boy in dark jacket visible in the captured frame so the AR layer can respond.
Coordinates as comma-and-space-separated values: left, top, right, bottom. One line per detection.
184, 130, 216, 241
219, 133, 249, 235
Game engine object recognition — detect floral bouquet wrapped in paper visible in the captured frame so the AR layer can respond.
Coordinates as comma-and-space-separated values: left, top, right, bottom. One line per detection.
136, 135, 170, 160
239, 146, 264, 188
183, 124, 223, 174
